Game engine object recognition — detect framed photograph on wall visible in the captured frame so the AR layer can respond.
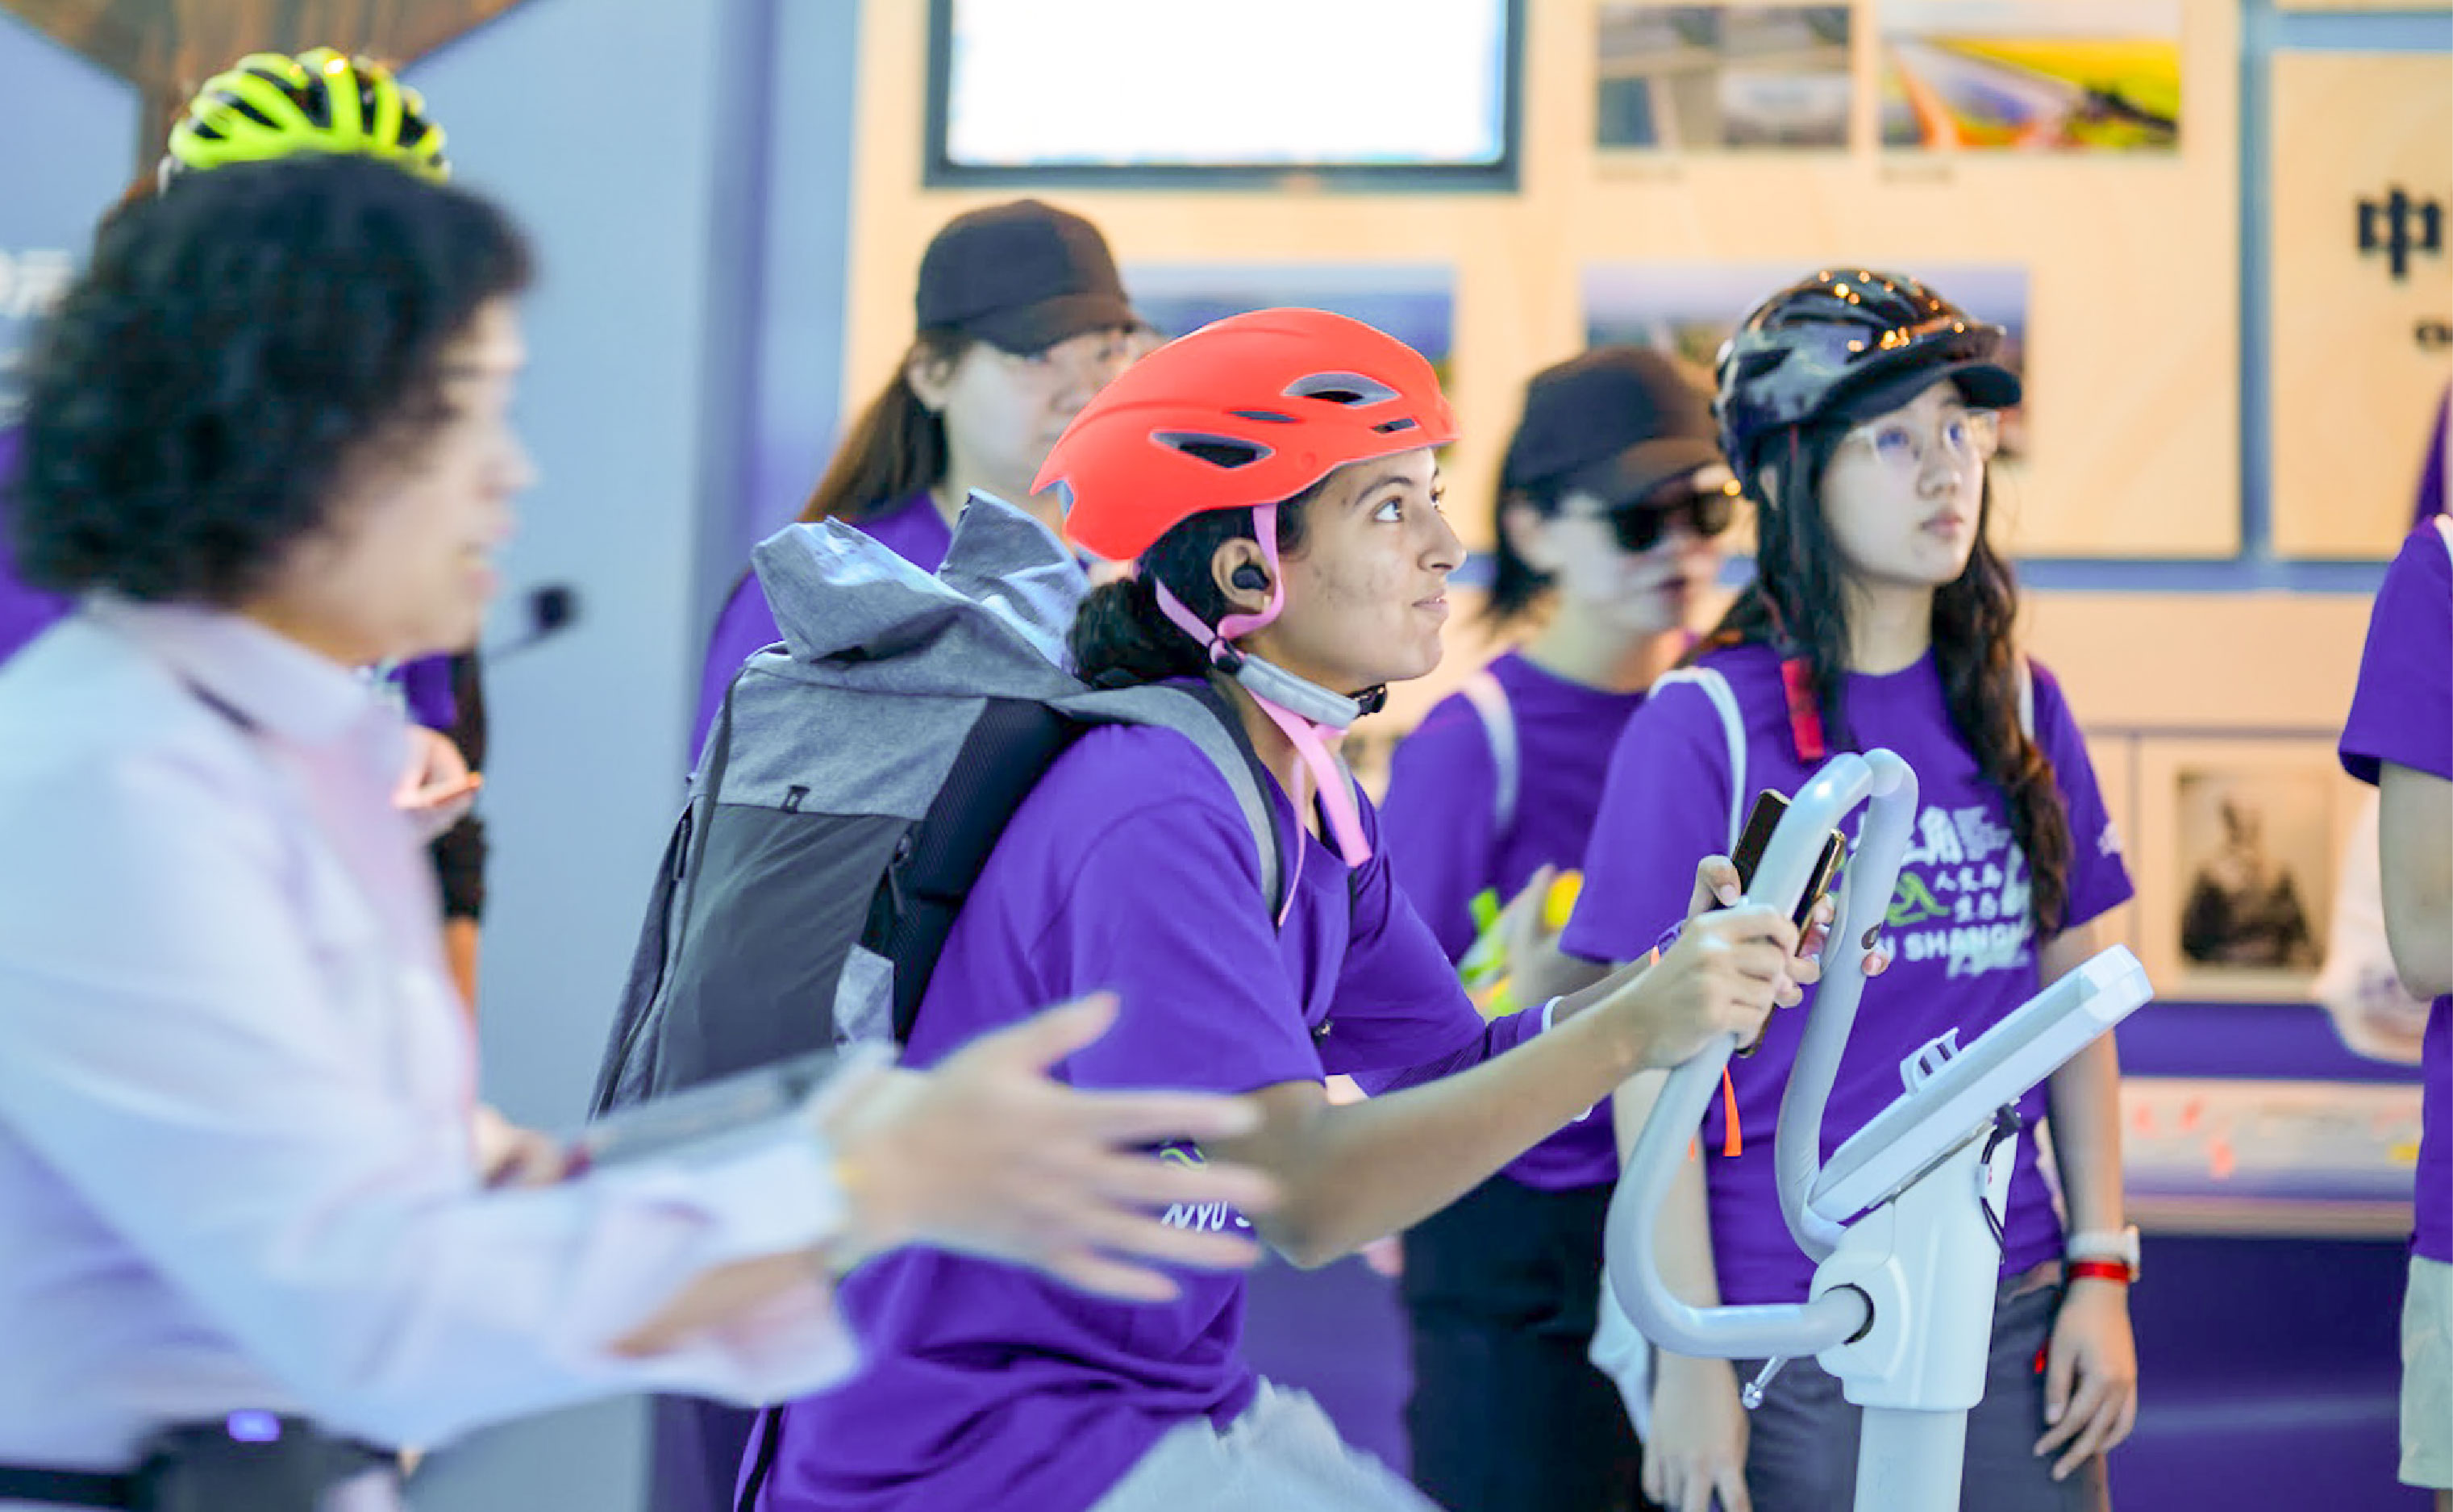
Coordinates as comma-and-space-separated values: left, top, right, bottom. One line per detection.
1594, 4, 1854, 152
2131, 736, 2362, 1003
1126, 264, 1456, 380
1876, 0, 2181, 152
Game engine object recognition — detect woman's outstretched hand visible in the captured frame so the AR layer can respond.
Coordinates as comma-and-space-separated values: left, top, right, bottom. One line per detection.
819, 993, 1281, 1302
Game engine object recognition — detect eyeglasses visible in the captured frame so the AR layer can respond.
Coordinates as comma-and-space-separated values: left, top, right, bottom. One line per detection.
997, 327, 1142, 384
1837, 408, 2001, 473
1593, 476, 1739, 554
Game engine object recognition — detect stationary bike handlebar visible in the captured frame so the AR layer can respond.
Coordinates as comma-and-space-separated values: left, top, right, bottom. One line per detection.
1603, 750, 1921, 1361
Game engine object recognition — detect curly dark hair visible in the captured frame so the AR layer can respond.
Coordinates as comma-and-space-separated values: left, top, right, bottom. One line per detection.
1694, 420, 2073, 935
1068, 485, 1322, 688
9, 153, 533, 606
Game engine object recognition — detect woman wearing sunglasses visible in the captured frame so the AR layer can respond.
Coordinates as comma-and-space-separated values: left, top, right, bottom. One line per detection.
1377, 346, 1738, 1512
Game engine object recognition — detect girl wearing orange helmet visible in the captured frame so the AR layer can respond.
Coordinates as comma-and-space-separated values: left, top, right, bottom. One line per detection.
746, 309, 1819, 1512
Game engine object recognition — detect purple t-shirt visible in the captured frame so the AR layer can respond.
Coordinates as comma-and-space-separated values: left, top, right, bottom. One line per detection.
1561, 644, 2134, 1305
1381, 652, 1647, 1189
0, 428, 70, 667
689, 493, 953, 762
760, 723, 1527, 1512
2339, 521, 2452, 1265
391, 654, 458, 732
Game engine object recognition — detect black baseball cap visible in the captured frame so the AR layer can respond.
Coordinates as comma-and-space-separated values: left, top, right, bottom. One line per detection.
1501, 346, 1726, 508
914, 199, 1139, 356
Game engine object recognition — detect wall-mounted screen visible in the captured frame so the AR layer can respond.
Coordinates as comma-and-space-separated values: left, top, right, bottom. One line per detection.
926, 0, 1522, 189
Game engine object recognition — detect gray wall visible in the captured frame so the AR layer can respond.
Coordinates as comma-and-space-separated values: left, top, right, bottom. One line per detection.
0, 23, 135, 421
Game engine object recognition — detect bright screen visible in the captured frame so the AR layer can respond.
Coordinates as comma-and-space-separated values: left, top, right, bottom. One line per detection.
935, 0, 1515, 174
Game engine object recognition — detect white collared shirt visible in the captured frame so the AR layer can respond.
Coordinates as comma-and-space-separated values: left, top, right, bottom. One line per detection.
0, 600, 855, 1472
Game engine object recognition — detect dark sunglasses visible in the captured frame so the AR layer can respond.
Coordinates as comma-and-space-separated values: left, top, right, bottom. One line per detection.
1600, 475, 1739, 553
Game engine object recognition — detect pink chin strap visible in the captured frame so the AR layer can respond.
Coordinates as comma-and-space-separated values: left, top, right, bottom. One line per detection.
1147, 502, 1373, 869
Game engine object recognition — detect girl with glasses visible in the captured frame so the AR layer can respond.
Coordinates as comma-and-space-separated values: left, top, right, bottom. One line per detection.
1562, 271, 2140, 1512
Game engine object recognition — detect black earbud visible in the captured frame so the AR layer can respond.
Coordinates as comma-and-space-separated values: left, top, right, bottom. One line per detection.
1231, 564, 1271, 594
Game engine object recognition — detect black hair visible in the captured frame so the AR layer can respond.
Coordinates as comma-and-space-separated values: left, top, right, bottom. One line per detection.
797, 328, 976, 525
1693, 419, 2073, 934
1068, 482, 1323, 687
10, 154, 532, 606
1476, 460, 1571, 631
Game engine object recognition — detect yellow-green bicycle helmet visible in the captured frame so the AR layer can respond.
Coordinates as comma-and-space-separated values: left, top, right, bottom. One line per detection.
161, 48, 448, 185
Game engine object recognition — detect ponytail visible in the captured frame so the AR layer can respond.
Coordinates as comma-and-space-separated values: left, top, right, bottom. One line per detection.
1070, 575, 1213, 686
798, 331, 971, 524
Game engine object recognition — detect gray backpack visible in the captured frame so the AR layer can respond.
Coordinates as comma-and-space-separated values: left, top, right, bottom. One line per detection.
589, 494, 1313, 1114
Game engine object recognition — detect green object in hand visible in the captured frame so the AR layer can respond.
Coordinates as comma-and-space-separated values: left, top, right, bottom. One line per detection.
1460, 888, 1510, 1007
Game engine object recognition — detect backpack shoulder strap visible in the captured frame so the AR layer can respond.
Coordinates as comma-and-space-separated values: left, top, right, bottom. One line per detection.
2016, 654, 2035, 741
1460, 668, 1519, 839
1177, 678, 1295, 923
1064, 680, 1288, 922
1653, 665, 1749, 850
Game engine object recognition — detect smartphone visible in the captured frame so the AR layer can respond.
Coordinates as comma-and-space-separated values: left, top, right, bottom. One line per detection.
1730, 789, 1846, 928
1726, 790, 1846, 1059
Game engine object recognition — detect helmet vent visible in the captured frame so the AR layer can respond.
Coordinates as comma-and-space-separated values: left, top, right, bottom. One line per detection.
1370, 417, 1419, 435
1284, 372, 1400, 408
224, 96, 281, 130
1229, 409, 1300, 425
1156, 432, 1272, 470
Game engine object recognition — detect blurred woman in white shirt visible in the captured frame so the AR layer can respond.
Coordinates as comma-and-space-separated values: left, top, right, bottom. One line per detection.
0, 153, 1271, 1510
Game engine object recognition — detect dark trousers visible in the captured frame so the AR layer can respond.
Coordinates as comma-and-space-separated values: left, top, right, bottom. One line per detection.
1401, 1173, 1658, 1512
651, 1395, 760, 1512
1737, 1275, 2111, 1512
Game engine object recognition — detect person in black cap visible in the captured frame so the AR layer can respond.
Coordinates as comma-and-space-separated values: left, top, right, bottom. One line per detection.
690, 199, 1142, 760
1376, 345, 1739, 1512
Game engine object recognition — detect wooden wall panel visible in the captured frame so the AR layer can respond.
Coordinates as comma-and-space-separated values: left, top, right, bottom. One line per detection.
2268, 50, 2453, 558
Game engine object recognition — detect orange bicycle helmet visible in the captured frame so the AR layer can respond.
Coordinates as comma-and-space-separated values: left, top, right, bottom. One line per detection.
1036, 307, 1458, 563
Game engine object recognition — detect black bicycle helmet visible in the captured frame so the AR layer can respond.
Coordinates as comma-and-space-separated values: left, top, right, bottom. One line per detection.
1714, 268, 2018, 480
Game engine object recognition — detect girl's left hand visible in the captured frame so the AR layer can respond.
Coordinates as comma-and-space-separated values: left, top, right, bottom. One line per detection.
2033, 1278, 2139, 1481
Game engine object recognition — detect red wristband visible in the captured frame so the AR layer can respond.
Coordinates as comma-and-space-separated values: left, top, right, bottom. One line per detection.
2067, 1258, 2134, 1285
